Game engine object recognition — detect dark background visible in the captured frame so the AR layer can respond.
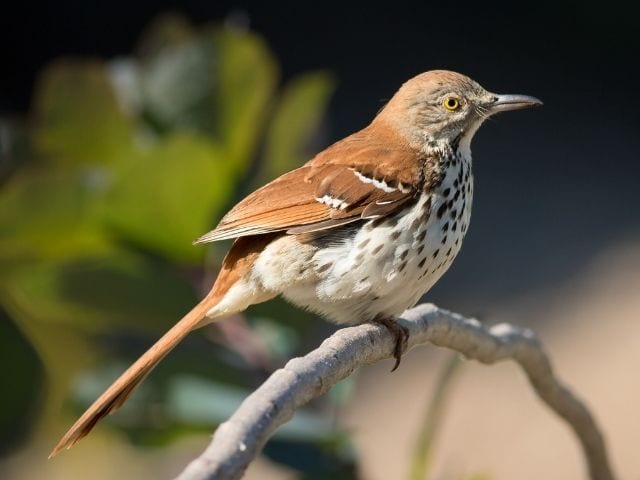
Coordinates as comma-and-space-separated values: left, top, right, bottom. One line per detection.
3, 0, 637, 316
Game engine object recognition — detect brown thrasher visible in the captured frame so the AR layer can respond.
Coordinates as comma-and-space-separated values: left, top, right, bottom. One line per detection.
50, 70, 541, 457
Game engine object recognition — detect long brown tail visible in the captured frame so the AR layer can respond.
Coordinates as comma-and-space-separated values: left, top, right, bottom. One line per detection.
48, 293, 218, 458
49, 235, 277, 458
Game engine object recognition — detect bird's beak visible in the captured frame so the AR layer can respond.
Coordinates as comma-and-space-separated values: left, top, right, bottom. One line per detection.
487, 94, 543, 114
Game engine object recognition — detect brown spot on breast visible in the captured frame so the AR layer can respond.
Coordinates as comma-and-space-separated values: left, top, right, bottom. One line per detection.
452, 221, 457, 232
443, 187, 451, 197
317, 262, 332, 273
442, 221, 449, 232
390, 230, 401, 240
422, 197, 432, 214
399, 260, 408, 272
441, 235, 448, 244
416, 230, 427, 242
437, 203, 447, 219
432, 249, 440, 258
417, 245, 425, 254
418, 257, 427, 268
358, 238, 370, 249
372, 244, 384, 255
399, 249, 409, 260
450, 209, 457, 219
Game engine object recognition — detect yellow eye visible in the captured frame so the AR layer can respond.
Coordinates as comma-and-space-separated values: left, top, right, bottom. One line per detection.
443, 97, 460, 111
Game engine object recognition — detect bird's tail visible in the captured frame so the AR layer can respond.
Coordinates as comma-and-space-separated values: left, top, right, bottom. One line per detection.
48, 293, 219, 458
49, 234, 277, 458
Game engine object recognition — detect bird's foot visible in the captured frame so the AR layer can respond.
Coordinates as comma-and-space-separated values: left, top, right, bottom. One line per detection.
373, 316, 409, 372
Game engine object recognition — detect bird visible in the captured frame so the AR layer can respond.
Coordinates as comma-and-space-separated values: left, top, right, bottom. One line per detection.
50, 70, 541, 457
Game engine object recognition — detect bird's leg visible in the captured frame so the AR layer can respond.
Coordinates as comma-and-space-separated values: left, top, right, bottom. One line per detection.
373, 316, 410, 372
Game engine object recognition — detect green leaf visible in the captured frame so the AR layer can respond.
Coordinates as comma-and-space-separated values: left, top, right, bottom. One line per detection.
137, 30, 216, 134
0, 167, 113, 264
134, 24, 279, 176
1, 251, 197, 333
103, 132, 233, 263
32, 59, 134, 165
0, 308, 44, 455
209, 27, 279, 167
261, 71, 335, 182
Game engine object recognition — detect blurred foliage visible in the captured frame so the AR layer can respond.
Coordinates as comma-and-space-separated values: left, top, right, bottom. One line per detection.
408, 355, 491, 480
0, 307, 44, 456
409, 354, 462, 480
0, 13, 351, 478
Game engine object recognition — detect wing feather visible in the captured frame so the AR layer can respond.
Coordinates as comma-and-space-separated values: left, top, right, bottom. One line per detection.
194, 128, 425, 244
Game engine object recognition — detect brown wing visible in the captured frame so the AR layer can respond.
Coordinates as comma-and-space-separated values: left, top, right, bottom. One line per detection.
193, 128, 424, 243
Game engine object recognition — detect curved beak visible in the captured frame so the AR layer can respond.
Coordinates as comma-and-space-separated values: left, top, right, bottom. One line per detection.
487, 94, 543, 114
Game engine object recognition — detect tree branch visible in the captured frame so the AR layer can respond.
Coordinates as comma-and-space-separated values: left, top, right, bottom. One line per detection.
175, 303, 616, 480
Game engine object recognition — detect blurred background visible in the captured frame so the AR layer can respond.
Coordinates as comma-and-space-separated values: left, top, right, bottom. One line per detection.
1, 2, 638, 479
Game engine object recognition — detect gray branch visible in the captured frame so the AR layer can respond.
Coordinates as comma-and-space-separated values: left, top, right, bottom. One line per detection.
175, 303, 616, 480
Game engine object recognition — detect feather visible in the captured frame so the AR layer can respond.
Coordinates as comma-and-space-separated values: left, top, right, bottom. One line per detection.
194, 125, 427, 244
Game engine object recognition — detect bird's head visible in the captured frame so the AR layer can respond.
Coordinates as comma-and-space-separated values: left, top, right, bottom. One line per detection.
375, 70, 542, 153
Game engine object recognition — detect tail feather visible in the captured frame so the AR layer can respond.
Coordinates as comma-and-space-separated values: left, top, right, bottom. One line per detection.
49, 235, 277, 458
48, 295, 217, 458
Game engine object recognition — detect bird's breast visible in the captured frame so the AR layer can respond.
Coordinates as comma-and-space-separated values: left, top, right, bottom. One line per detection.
276, 151, 474, 325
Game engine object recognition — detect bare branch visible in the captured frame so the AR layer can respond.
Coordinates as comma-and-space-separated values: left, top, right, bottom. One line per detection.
175, 303, 616, 480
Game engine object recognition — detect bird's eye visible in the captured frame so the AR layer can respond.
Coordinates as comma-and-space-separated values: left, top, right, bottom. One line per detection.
443, 97, 460, 111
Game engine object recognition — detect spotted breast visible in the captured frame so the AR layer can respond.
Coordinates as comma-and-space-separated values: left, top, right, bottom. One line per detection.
263, 143, 473, 325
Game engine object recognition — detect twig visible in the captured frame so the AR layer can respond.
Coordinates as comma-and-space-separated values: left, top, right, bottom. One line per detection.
175, 303, 616, 480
